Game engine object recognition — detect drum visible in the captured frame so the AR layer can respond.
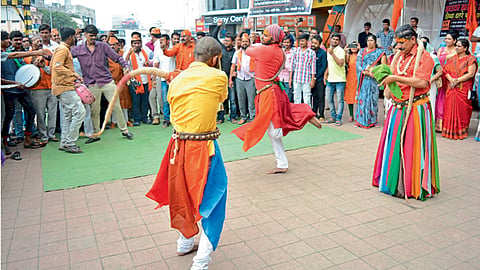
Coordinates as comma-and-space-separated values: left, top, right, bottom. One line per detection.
15, 64, 41, 88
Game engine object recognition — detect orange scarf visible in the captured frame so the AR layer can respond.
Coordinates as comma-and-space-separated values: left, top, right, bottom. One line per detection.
131, 49, 152, 94
237, 49, 255, 72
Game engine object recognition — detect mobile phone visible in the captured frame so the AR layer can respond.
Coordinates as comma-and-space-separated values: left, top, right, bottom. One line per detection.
111, 30, 119, 34
298, 17, 304, 22
348, 43, 357, 48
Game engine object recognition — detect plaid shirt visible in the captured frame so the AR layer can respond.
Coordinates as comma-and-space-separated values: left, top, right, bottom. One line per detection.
291, 48, 316, 84
376, 29, 395, 56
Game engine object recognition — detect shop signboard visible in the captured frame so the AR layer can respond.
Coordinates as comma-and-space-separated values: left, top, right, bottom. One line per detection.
203, 13, 247, 26
195, 19, 206, 32
277, 15, 316, 27
243, 16, 272, 29
248, 0, 313, 17
440, 0, 480, 37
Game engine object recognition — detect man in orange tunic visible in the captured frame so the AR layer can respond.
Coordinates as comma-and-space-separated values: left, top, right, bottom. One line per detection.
146, 37, 228, 270
232, 24, 322, 174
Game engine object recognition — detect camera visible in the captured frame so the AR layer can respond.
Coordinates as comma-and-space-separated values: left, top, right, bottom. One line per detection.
298, 17, 304, 22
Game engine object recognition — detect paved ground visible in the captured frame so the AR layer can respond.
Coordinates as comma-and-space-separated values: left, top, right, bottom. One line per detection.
2, 110, 480, 270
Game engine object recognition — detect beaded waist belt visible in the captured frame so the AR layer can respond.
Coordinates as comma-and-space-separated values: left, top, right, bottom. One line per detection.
392, 93, 429, 108
172, 128, 221, 141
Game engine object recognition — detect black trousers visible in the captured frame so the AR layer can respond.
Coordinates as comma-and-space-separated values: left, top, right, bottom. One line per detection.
311, 79, 326, 118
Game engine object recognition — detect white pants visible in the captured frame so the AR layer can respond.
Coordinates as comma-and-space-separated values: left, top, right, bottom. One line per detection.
177, 229, 213, 270
429, 84, 437, 121
293, 82, 312, 108
267, 122, 288, 169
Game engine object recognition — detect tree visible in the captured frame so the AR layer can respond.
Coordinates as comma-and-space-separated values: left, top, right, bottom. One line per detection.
38, 9, 78, 29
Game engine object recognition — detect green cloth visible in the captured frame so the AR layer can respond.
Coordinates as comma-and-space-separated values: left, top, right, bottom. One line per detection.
372, 64, 402, 99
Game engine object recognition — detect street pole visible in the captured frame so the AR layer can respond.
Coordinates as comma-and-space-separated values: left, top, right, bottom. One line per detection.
49, 5, 53, 29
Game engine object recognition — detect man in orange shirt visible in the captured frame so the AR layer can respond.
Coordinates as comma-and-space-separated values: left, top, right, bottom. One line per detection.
163, 29, 195, 72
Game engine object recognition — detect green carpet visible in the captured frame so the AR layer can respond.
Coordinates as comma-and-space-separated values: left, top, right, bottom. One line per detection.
41, 122, 362, 191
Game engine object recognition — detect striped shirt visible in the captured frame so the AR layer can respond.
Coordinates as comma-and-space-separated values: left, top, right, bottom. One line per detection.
291, 47, 316, 84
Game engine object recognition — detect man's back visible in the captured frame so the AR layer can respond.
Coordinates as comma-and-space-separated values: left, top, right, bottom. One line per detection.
168, 62, 227, 133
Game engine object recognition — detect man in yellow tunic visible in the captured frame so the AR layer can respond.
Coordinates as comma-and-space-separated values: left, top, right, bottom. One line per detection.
146, 37, 228, 270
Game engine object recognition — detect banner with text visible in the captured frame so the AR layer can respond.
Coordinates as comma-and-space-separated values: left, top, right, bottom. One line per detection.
248, 0, 314, 17
441, 0, 480, 37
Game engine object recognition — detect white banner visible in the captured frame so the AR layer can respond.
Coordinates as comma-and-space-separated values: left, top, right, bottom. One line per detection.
248, 0, 313, 17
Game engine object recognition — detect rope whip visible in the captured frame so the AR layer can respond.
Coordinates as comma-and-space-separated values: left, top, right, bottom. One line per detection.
390, 40, 425, 204
94, 67, 169, 137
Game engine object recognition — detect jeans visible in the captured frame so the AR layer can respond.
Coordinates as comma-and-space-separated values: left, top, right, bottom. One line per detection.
31, 89, 58, 141
89, 81, 128, 133
311, 79, 326, 117
227, 86, 238, 120
57, 90, 86, 147
326, 81, 346, 121
2, 91, 36, 139
161, 81, 170, 122
129, 83, 150, 122
149, 77, 164, 120
236, 78, 256, 120
293, 82, 312, 108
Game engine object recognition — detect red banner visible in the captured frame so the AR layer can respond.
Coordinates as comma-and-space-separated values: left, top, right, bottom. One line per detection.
243, 16, 272, 29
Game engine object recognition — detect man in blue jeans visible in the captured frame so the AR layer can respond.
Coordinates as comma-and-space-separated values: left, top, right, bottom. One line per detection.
324, 34, 346, 126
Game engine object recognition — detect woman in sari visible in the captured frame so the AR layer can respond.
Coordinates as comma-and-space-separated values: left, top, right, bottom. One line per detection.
442, 38, 477, 140
355, 34, 387, 128
436, 29, 459, 132
344, 42, 359, 122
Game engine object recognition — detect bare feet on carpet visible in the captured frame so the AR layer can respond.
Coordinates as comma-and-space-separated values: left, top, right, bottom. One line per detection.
309, 117, 323, 130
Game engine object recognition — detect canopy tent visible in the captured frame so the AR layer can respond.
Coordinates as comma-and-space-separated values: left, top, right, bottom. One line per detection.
343, 0, 446, 49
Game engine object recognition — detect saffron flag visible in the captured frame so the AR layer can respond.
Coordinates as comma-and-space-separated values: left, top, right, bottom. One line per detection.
391, 0, 404, 31
466, 0, 478, 52
466, 0, 478, 37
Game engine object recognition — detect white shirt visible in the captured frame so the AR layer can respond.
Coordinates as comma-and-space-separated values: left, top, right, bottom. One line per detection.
43, 40, 58, 52
231, 48, 254, 80
125, 49, 149, 83
153, 39, 175, 81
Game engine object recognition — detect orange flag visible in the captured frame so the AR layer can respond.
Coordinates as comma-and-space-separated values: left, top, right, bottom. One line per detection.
466, 0, 478, 52
391, 0, 404, 31
466, 0, 478, 37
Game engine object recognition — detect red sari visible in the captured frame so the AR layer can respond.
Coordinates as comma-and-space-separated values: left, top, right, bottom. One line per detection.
441, 54, 477, 139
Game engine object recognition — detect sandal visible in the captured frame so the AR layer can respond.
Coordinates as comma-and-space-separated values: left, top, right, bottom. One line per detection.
64, 145, 83, 154
9, 151, 22, 160
24, 140, 42, 149
326, 119, 335, 124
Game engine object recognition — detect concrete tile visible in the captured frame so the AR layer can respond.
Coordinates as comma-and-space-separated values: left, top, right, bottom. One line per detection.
38, 241, 68, 257
296, 252, 333, 269
232, 254, 266, 269
6, 246, 38, 263
6, 257, 38, 270
220, 242, 253, 260
125, 235, 156, 252
98, 240, 128, 258
70, 259, 102, 270
101, 253, 134, 270
130, 247, 162, 266
321, 246, 357, 265
69, 246, 99, 265
281, 241, 315, 259
38, 252, 69, 270
258, 247, 292, 266
67, 235, 96, 251
361, 252, 399, 269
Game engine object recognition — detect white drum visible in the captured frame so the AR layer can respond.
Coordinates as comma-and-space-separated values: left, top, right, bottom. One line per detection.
15, 64, 41, 88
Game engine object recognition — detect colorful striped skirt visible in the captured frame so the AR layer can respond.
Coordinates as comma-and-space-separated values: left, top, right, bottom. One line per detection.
372, 97, 440, 200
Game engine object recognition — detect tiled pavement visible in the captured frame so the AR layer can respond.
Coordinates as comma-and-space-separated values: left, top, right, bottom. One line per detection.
2, 111, 480, 269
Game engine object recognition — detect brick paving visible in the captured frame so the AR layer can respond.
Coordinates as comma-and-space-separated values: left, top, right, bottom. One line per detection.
2, 111, 480, 269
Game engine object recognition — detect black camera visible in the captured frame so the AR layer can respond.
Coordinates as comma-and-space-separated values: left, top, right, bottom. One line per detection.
298, 17, 303, 22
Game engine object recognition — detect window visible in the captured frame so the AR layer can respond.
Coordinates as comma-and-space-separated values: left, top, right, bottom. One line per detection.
208, 0, 237, 11
239, 0, 248, 9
